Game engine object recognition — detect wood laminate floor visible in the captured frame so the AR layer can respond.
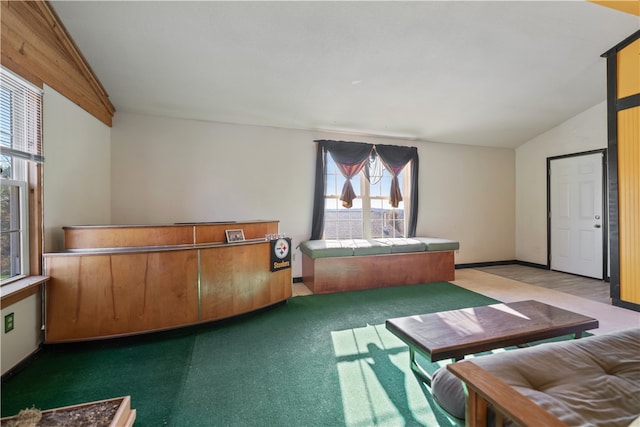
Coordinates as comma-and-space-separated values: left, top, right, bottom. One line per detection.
475, 264, 610, 304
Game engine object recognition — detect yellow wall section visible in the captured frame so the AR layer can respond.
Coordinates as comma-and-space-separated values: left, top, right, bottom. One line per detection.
618, 106, 640, 304
617, 38, 640, 99
589, 0, 640, 16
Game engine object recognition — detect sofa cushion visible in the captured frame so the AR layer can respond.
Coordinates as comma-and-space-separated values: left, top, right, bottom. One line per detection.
299, 240, 354, 258
475, 328, 640, 427
345, 239, 393, 256
374, 238, 426, 253
414, 237, 460, 251
437, 329, 640, 426
432, 366, 466, 419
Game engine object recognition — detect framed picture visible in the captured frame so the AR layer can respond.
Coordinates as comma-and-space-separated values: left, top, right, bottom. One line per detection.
225, 229, 245, 243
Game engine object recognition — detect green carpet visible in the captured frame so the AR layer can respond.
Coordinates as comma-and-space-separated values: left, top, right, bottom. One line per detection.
2, 282, 499, 426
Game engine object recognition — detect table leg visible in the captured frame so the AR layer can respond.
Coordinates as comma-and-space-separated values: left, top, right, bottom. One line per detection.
409, 347, 434, 386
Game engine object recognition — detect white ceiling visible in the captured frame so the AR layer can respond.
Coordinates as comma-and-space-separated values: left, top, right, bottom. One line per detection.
51, 1, 639, 149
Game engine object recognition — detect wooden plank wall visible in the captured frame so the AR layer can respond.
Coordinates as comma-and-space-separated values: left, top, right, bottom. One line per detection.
616, 38, 640, 305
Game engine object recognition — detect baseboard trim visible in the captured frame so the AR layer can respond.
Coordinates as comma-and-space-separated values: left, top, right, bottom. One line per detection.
1, 346, 43, 384
612, 298, 640, 312
456, 260, 548, 270
513, 260, 549, 270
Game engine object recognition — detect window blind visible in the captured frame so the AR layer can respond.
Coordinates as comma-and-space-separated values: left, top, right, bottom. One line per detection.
0, 67, 44, 163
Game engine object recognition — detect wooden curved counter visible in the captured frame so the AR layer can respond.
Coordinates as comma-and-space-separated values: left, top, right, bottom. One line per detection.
44, 221, 292, 343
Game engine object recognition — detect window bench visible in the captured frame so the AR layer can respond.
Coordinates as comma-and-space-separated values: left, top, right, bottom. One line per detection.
300, 238, 459, 294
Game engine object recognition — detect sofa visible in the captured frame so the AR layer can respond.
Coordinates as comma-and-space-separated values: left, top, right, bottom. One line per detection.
431, 328, 640, 426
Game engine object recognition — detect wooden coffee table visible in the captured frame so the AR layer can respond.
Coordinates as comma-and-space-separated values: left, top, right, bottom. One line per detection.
385, 300, 599, 385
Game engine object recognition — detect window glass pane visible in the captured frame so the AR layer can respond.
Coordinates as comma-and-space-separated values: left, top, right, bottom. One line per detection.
350, 173, 360, 193
1, 155, 11, 179
323, 151, 409, 239
1, 182, 22, 281
325, 173, 337, 196
1, 231, 21, 281
1, 183, 20, 232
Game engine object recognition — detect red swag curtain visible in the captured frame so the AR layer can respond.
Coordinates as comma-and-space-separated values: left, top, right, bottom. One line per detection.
374, 144, 417, 208
336, 160, 368, 208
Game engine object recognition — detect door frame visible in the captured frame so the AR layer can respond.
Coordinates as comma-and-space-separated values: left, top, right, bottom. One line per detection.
546, 149, 608, 280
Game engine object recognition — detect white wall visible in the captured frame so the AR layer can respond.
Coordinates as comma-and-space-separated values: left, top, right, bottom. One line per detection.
2, 86, 111, 375
515, 102, 608, 265
43, 85, 111, 252
1, 294, 41, 375
417, 142, 515, 263
111, 112, 516, 276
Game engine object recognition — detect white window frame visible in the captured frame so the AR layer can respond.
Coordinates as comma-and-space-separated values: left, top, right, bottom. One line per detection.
1, 178, 29, 284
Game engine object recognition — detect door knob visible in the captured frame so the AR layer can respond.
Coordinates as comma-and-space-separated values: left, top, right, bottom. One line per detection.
594, 224, 601, 228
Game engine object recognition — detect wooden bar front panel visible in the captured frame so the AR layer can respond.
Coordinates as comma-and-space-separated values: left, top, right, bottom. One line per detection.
199, 243, 291, 321
302, 250, 455, 294
44, 247, 292, 342
45, 250, 199, 342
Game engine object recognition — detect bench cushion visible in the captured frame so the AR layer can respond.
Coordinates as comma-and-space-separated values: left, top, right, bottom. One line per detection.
374, 238, 426, 253
300, 237, 458, 258
299, 240, 354, 258
414, 237, 460, 251
345, 239, 393, 256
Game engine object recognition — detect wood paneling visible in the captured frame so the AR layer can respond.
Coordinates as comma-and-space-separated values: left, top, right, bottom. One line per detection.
590, 0, 640, 17
618, 106, 640, 304
28, 163, 44, 275
302, 250, 455, 294
605, 30, 640, 311
617, 38, 640, 99
1, 0, 114, 126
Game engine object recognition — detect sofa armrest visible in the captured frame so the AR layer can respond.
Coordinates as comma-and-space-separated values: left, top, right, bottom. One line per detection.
447, 361, 568, 427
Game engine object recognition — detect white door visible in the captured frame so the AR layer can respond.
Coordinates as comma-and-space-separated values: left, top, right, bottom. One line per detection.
550, 153, 603, 279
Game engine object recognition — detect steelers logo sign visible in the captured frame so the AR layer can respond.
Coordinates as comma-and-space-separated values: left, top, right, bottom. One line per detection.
274, 238, 289, 259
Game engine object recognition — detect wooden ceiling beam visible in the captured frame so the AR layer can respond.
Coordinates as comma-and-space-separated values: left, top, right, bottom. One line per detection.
1, 0, 115, 126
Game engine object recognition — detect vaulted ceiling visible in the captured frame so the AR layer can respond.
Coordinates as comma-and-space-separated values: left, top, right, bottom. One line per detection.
51, 1, 639, 148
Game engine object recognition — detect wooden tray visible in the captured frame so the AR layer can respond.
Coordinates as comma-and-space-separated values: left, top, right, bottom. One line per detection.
0, 395, 136, 427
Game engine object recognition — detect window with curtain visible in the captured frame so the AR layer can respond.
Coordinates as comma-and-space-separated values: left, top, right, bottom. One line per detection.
324, 153, 409, 239
311, 140, 418, 240
1, 67, 43, 285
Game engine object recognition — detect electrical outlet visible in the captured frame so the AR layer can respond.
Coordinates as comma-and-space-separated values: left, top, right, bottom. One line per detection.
5, 313, 15, 333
